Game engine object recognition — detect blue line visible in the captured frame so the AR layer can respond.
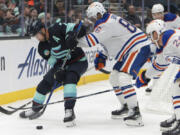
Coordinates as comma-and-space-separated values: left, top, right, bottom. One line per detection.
124, 93, 136, 99
116, 92, 123, 96
115, 32, 144, 60
121, 85, 133, 90
90, 33, 99, 44
125, 37, 148, 55
153, 77, 160, 79
156, 62, 169, 67
113, 86, 120, 89
173, 96, 180, 99
85, 36, 91, 47
174, 106, 180, 109
152, 63, 165, 72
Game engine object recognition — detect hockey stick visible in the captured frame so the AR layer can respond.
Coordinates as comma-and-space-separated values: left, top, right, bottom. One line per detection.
7, 66, 95, 111
19, 88, 115, 110
7, 83, 62, 111
2, 66, 110, 115
29, 82, 61, 119
0, 101, 32, 115
11, 81, 138, 110
99, 69, 111, 74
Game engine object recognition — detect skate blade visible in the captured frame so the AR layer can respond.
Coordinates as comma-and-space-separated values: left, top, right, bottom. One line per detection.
162, 131, 171, 135
65, 120, 76, 127
160, 127, 172, 132
111, 113, 128, 119
124, 119, 144, 127
145, 92, 151, 96
29, 112, 42, 120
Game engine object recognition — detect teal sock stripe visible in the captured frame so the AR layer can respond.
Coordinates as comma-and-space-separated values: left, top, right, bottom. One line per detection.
64, 84, 77, 98
33, 91, 46, 104
79, 56, 87, 61
51, 45, 61, 51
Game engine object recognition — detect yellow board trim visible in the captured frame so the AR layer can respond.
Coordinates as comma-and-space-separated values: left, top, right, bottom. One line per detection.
0, 73, 109, 105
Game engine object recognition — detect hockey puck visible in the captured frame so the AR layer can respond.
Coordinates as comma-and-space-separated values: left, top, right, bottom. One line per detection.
36, 125, 43, 130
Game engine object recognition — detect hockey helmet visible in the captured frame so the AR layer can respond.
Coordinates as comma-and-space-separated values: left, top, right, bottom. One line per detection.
152, 4, 164, 14
86, 2, 106, 19
146, 19, 166, 48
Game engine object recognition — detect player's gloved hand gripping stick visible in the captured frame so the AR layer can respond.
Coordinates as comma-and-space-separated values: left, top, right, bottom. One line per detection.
94, 52, 108, 70
136, 70, 151, 88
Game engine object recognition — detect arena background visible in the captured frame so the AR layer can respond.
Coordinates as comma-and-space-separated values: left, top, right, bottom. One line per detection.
0, 0, 179, 105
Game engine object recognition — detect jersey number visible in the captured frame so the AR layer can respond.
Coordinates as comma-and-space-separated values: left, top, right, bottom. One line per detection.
173, 37, 180, 48
119, 18, 137, 33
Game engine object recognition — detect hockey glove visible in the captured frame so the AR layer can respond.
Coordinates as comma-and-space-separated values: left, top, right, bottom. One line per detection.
54, 69, 66, 83
136, 70, 150, 88
38, 41, 51, 60
48, 55, 57, 67
94, 52, 107, 70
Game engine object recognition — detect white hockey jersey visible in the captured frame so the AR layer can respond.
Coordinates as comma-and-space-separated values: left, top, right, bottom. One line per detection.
164, 13, 180, 30
146, 29, 180, 78
78, 13, 151, 61
141, 13, 180, 70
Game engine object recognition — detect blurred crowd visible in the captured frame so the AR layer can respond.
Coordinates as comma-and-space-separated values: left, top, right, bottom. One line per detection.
0, 0, 179, 37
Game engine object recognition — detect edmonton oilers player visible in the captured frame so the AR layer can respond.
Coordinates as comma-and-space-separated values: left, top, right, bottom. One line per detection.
152, 3, 180, 30
136, 20, 180, 135
145, 3, 180, 94
19, 21, 88, 127
76, 2, 154, 126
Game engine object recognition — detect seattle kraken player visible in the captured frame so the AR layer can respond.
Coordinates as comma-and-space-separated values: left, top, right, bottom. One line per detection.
136, 20, 180, 135
19, 21, 88, 127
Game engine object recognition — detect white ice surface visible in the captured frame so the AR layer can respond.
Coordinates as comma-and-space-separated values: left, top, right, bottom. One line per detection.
0, 80, 170, 135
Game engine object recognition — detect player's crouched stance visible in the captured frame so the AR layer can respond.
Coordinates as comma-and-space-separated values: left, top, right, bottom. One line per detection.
77, 2, 153, 127
19, 22, 88, 127
136, 20, 180, 135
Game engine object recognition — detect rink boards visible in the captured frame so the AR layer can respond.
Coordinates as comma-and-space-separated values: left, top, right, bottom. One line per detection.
0, 37, 114, 105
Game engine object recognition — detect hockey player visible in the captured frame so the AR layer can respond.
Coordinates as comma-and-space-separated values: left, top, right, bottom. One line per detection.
136, 19, 180, 135
152, 3, 180, 30
74, 2, 153, 126
19, 21, 88, 127
145, 3, 180, 94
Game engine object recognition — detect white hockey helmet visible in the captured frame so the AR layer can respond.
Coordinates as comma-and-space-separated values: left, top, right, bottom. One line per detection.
152, 4, 164, 14
146, 19, 166, 48
86, 2, 106, 19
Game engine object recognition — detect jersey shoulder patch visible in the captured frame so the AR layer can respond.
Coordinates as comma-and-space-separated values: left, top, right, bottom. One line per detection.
156, 30, 175, 54
162, 30, 175, 46
94, 13, 111, 29
164, 13, 177, 22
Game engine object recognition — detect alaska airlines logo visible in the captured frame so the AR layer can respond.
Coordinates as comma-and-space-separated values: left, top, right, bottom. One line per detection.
18, 47, 50, 79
